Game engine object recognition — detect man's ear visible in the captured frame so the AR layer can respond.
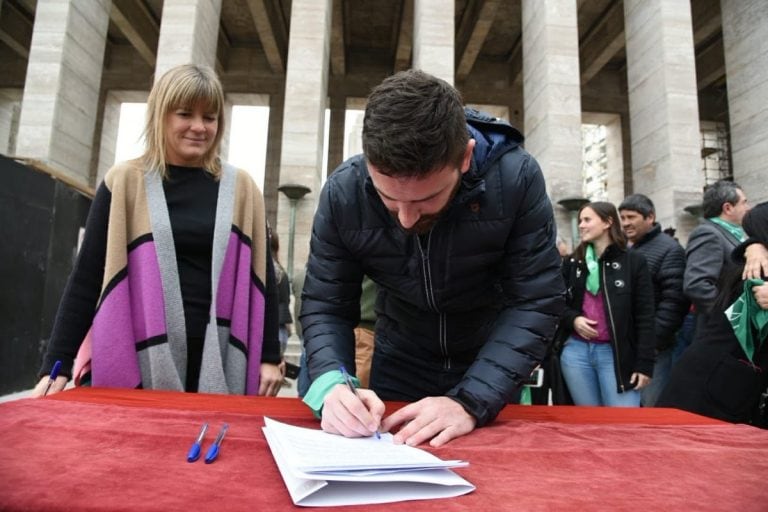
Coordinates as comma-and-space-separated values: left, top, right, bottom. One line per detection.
460, 139, 476, 175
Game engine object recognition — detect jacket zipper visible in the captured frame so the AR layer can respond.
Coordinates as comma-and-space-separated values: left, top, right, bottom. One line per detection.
416, 232, 450, 369
601, 260, 625, 392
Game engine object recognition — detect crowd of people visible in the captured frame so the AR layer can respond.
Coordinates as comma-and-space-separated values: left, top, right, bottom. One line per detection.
31, 64, 768, 447
552, 182, 768, 432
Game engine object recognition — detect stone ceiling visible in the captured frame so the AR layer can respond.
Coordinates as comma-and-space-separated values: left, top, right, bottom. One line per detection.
0, 0, 728, 119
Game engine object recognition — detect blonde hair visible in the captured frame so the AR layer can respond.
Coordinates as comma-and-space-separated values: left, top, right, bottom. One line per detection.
141, 64, 225, 178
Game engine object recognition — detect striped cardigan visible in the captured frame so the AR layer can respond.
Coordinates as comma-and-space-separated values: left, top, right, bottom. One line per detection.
73, 159, 279, 394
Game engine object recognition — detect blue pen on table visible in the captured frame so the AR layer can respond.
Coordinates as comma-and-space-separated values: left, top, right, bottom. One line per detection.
187, 422, 209, 463
204, 423, 229, 464
339, 365, 380, 439
43, 360, 62, 397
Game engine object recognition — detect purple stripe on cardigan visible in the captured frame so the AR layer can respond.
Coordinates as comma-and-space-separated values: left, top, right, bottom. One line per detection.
91, 277, 142, 388
91, 241, 166, 388
216, 232, 265, 395
126, 241, 167, 340
246, 283, 266, 395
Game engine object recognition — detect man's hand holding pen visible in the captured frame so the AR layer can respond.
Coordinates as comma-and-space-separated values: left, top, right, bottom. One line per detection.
321, 381, 385, 439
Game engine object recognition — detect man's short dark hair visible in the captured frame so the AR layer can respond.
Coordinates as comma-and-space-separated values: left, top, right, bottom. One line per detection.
702, 180, 742, 218
362, 69, 469, 177
618, 194, 655, 218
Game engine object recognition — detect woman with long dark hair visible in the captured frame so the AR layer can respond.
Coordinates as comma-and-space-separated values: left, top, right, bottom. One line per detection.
658, 202, 768, 426
559, 201, 656, 406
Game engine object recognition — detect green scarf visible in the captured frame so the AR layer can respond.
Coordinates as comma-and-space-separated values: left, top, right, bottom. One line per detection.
585, 244, 600, 295
725, 278, 768, 362
709, 217, 746, 243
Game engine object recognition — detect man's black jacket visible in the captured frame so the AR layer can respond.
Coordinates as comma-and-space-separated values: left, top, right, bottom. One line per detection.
630, 224, 688, 351
300, 108, 565, 426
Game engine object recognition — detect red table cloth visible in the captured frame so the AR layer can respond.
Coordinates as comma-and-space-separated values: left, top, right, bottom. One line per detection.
0, 387, 765, 511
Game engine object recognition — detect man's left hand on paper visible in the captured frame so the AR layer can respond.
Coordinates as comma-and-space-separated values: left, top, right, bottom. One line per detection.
381, 396, 477, 448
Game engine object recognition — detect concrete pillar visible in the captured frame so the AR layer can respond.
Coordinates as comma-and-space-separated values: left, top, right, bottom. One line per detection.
413, 0, 454, 84
521, 0, 583, 247
0, 89, 22, 155
155, 0, 221, 77
264, 92, 285, 230
721, 0, 768, 204
15, 0, 110, 188
277, 0, 332, 279
327, 93, 345, 174
624, 0, 701, 237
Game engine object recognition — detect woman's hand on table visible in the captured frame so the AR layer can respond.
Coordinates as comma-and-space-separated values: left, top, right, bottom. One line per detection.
30, 375, 68, 398
259, 362, 284, 396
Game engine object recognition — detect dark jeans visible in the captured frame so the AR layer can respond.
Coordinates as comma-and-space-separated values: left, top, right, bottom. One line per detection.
672, 312, 696, 364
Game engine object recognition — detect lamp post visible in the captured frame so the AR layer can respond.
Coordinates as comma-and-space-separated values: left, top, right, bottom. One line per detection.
278, 184, 311, 283
557, 197, 590, 248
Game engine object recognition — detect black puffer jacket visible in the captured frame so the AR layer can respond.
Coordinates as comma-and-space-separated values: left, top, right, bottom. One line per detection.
301, 109, 565, 426
561, 245, 656, 391
630, 225, 689, 351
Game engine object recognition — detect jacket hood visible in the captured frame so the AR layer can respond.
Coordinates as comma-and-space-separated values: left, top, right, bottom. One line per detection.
465, 107, 524, 176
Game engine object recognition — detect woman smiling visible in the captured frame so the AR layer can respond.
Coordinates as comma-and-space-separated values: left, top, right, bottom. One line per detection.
33, 64, 283, 397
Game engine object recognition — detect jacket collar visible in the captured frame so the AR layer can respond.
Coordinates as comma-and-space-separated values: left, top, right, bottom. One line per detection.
632, 223, 662, 247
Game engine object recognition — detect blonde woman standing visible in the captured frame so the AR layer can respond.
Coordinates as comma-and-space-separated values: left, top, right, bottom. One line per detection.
33, 64, 283, 397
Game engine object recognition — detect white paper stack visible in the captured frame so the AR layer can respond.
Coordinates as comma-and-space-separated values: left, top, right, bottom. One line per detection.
262, 417, 475, 507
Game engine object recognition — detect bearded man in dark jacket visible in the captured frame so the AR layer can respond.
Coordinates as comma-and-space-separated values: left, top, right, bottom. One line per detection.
619, 194, 689, 406
299, 69, 565, 447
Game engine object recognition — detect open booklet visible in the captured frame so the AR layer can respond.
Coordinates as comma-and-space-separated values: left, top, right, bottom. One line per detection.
262, 417, 475, 507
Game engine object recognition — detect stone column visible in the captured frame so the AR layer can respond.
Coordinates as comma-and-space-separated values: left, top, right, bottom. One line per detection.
521, 0, 583, 247
277, 0, 332, 279
413, 0, 454, 84
0, 89, 22, 155
264, 92, 285, 230
721, 0, 768, 205
624, 0, 701, 238
15, 0, 110, 188
155, 0, 222, 77
326, 93, 345, 174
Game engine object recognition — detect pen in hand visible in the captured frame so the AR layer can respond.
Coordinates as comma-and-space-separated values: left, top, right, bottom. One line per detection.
43, 360, 62, 397
205, 423, 229, 464
339, 365, 380, 439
